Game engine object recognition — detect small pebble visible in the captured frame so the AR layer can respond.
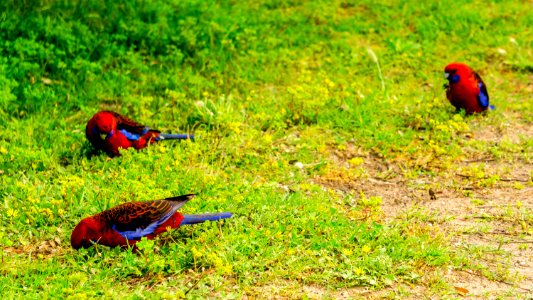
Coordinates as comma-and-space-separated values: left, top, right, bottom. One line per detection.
496, 48, 507, 55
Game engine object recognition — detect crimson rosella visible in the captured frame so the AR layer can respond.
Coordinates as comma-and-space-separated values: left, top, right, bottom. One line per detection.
71, 194, 233, 249
444, 63, 494, 115
86, 110, 194, 157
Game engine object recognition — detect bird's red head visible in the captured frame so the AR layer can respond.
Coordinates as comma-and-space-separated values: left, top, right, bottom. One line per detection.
444, 63, 472, 83
93, 111, 117, 134
71, 217, 102, 250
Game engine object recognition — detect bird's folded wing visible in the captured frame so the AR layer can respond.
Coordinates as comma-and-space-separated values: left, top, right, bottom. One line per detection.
108, 111, 154, 135
104, 200, 174, 238
102, 195, 193, 240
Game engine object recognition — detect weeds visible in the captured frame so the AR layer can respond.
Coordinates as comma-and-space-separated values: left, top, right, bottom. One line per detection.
1, 0, 532, 298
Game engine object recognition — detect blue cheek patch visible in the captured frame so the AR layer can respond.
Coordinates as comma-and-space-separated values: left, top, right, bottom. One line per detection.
450, 74, 460, 83
477, 83, 489, 108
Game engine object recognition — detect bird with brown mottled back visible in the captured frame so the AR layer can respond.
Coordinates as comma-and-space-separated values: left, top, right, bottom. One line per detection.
85, 111, 194, 157
444, 63, 494, 115
70, 194, 233, 250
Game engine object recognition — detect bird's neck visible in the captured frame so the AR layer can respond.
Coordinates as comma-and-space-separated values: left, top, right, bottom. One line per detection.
93, 213, 113, 229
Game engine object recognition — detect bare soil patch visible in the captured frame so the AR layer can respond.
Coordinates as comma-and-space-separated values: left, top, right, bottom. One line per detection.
312, 121, 532, 298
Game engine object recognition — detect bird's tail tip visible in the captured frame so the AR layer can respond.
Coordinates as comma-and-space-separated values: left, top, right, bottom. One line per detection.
165, 194, 196, 202
181, 212, 234, 225
158, 133, 195, 140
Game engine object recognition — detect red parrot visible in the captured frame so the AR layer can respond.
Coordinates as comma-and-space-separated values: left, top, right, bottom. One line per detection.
85, 111, 194, 157
444, 63, 494, 115
70, 194, 233, 249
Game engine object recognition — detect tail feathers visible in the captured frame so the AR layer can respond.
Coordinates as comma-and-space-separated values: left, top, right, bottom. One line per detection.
181, 212, 233, 225
157, 133, 195, 141
163, 194, 196, 210
164, 194, 196, 202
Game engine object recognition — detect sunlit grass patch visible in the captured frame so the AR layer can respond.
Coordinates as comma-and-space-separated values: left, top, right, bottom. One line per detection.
0, 0, 532, 297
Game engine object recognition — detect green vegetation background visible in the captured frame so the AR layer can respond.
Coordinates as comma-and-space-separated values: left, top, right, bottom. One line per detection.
0, 0, 531, 298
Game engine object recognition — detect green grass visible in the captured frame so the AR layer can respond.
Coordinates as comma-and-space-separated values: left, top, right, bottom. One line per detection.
1, 0, 532, 298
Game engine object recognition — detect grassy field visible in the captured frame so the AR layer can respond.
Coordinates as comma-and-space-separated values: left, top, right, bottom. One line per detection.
1, 0, 532, 298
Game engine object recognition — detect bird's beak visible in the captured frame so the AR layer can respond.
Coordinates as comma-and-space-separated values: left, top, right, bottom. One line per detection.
444, 72, 450, 79
100, 129, 114, 140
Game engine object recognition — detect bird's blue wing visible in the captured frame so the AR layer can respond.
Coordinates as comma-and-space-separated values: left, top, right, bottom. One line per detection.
112, 210, 173, 240
104, 199, 183, 240
119, 128, 149, 141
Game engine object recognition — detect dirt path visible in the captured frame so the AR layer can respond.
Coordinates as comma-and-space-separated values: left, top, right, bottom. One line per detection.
310, 118, 533, 298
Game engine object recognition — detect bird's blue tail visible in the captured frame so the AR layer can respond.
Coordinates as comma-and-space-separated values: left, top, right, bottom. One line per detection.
157, 133, 195, 141
181, 212, 233, 225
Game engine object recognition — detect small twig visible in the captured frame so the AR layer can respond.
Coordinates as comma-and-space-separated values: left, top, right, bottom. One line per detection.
471, 216, 514, 221
462, 158, 496, 163
475, 205, 533, 209
483, 231, 524, 237
499, 178, 530, 182
455, 173, 477, 179
185, 273, 206, 295
455, 173, 529, 182
474, 205, 506, 208
458, 270, 532, 293
368, 178, 397, 186
461, 233, 533, 244
502, 240, 533, 244
459, 231, 518, 236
